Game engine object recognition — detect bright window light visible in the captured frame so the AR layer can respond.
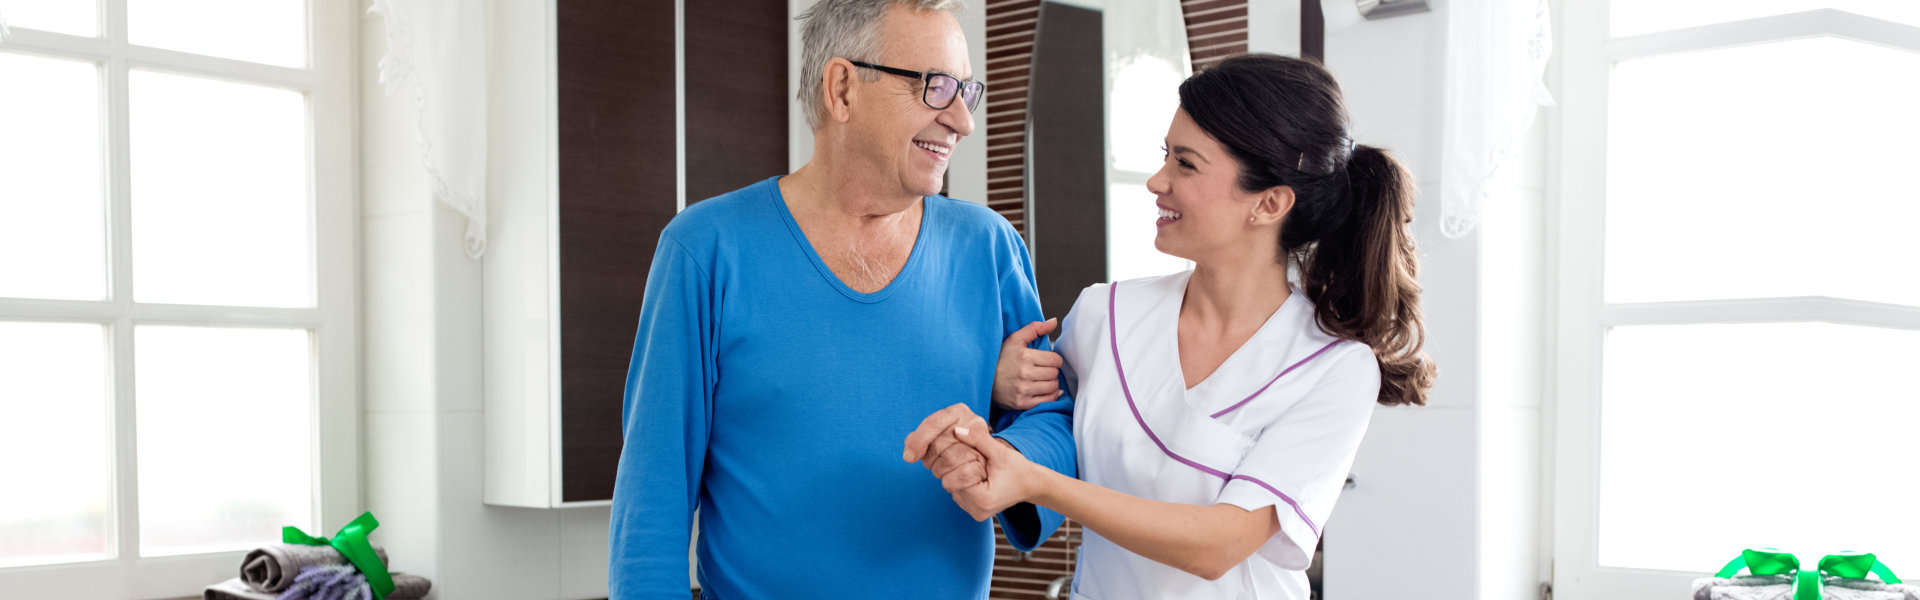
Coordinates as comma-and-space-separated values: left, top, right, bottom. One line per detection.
0, 52, 107, 301
135, 325, 312, 557
0, 0, 101, 37
1605, 37, 1920, 306
0, 322, 114, 567
130, 70, 312, 308
1598, 323, 1920, 573
127, 0, 306, 68
1612, 0, 1920, 37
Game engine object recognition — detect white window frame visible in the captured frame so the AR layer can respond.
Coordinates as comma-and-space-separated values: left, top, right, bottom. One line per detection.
1549, 5, 1920, 598
0, 1, 358, 598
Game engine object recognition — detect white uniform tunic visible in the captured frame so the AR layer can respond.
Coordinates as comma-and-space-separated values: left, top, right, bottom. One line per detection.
1056, 271, 1380, 600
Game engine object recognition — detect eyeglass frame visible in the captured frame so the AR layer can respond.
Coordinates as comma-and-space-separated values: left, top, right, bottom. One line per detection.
847, 60, 986, 113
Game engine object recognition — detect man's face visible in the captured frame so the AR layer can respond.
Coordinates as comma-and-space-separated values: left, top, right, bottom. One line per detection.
850, 5, 975, 199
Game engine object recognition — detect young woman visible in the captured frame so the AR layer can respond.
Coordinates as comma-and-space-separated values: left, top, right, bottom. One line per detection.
954, 53, 1436, 599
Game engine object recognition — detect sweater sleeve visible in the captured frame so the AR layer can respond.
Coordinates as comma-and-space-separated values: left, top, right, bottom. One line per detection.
985, 225, 1078, 552
609, 233, 718, 599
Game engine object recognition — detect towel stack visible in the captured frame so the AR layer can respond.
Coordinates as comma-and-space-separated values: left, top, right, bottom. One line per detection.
1692, 576, 1920, 600
203, 543, 433, 600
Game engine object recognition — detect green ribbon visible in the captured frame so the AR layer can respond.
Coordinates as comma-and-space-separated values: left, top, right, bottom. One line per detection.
283, 512, 396, 600
1715, 548, 1902, 600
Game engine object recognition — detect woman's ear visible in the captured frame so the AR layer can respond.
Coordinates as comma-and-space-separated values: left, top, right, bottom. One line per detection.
823, 58, 857, 124
1252, 185, 1296, 226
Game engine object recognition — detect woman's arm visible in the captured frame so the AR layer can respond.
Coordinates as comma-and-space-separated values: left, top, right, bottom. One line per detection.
951, 425, 1279, 581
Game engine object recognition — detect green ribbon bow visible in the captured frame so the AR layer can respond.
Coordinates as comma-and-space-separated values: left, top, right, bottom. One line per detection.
283, 512, 396, 600
1715, 548, 1902, 600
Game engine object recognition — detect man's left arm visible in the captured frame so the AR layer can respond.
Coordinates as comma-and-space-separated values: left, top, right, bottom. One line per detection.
985, 231, 1077, 552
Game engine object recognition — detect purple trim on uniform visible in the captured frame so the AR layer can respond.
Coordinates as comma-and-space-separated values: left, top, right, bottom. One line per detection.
1106, 283, 1323, 539
1209, 340, 1346, 419
1230, 475, 1321, 538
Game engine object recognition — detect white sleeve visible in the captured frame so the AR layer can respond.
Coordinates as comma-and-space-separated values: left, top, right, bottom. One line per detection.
1213, 342, 1380, 570
1052, 283, 1107, 400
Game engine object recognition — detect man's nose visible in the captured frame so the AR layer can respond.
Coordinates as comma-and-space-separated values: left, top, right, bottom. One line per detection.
941, 97, 975, 137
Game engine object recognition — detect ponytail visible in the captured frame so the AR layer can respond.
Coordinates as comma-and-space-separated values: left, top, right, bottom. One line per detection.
1180, 53, 1436, 407
1298, 145, 1434, 406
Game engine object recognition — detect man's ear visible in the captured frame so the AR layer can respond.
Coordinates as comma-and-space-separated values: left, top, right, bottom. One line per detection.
823, 58, 858, 124
1253, 185, 1297, 225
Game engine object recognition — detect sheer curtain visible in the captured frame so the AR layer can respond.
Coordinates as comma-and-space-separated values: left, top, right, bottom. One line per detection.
370, 0, 489, 258
1439, 0, 1554, 238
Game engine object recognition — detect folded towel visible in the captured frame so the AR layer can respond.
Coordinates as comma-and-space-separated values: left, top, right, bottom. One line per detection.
280, 565, 433, 600
204, 578, 275, 600
205, 571, 431, 600
240, 544, 390, 593
1692, 576, 1920, 600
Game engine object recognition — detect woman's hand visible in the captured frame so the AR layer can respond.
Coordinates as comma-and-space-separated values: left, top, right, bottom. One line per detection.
946, 422, 1050, 521
992, 319, 1064, 411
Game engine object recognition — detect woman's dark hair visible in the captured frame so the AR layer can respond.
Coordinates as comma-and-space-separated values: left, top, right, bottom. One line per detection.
1178, 53, 1435, 407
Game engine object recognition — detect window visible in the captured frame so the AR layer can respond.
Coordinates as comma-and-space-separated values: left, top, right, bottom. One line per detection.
1106, 1, 1197, 281
0, 1, 356, 598
1551, 2, 1920, 597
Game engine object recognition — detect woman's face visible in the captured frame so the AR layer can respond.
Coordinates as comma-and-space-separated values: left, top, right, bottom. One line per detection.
1146, 108, 1269, 263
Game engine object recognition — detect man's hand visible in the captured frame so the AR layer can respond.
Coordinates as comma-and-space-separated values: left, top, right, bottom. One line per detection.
947, 421, 1041, 521
992, 319, 1064, 411
903, 403, 991, 483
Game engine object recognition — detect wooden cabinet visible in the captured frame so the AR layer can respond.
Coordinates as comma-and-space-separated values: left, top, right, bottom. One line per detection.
483, 0, 786, 508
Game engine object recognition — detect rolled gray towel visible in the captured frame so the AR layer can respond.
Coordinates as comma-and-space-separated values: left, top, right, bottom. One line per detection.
240, 544, 390, 593
207, 572, 432, 600
1692, 576, 1919, 600
203, 577, 274, 600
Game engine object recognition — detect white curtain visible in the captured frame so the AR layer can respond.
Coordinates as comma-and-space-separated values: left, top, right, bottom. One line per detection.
370, 0, 489, 258
1438, 0, 1554, 238
0, 8, 13, 42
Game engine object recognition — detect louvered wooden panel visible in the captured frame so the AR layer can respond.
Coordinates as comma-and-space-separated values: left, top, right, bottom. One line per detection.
983, 6, 1076, 597
991, 519, 1081, 600
984, 0, 1040, 233
1180, 0, 1248, 72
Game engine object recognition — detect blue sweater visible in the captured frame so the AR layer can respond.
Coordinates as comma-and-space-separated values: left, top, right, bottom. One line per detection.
608, 177, 1076, 599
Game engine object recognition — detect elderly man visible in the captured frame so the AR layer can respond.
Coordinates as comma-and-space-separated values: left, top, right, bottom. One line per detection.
607, 0, 1075, 598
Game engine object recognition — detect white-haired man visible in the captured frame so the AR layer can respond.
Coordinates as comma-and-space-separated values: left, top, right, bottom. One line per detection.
607, 0, 1075, 597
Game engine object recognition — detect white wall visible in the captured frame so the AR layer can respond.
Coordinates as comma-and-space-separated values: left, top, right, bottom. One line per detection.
360, 1, 611, 598
1313, 1, 1549, 599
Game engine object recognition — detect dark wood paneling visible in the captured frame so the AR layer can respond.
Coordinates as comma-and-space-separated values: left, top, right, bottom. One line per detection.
1302, 0, 1325, 62
986, 0, 1042, 233
1027, 1, 1106, 324
557, 0, 677, 503
685, 0, 788, 203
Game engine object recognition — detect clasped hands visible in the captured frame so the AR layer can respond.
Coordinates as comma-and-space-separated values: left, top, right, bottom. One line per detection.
900, 319, 1063, 521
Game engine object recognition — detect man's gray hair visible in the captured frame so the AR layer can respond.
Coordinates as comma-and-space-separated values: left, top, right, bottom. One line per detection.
796, 0, 966, 130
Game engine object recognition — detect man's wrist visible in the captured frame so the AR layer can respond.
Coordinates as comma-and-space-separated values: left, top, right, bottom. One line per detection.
996, 437, 1019, 453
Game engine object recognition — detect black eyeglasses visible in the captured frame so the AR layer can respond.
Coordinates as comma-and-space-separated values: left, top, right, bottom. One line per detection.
848, 60, 986, 113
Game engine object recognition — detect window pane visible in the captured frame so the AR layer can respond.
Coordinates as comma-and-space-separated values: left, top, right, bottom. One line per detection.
0, 0, 100, 37
127, 0, 306, 68
0, 322, 113, 567
1598, 323, 1920, 573
1109, 54, 1183, 174
0, 52, 106, 301
1605, 38, 1920, 306
135, 326, 311, 556
1108, 183, 1192, 281
131, 70, 312, 308
1613, 0, 1920, 37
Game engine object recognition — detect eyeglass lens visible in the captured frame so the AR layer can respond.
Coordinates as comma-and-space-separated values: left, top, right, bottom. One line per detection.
923, 74, 983, 112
